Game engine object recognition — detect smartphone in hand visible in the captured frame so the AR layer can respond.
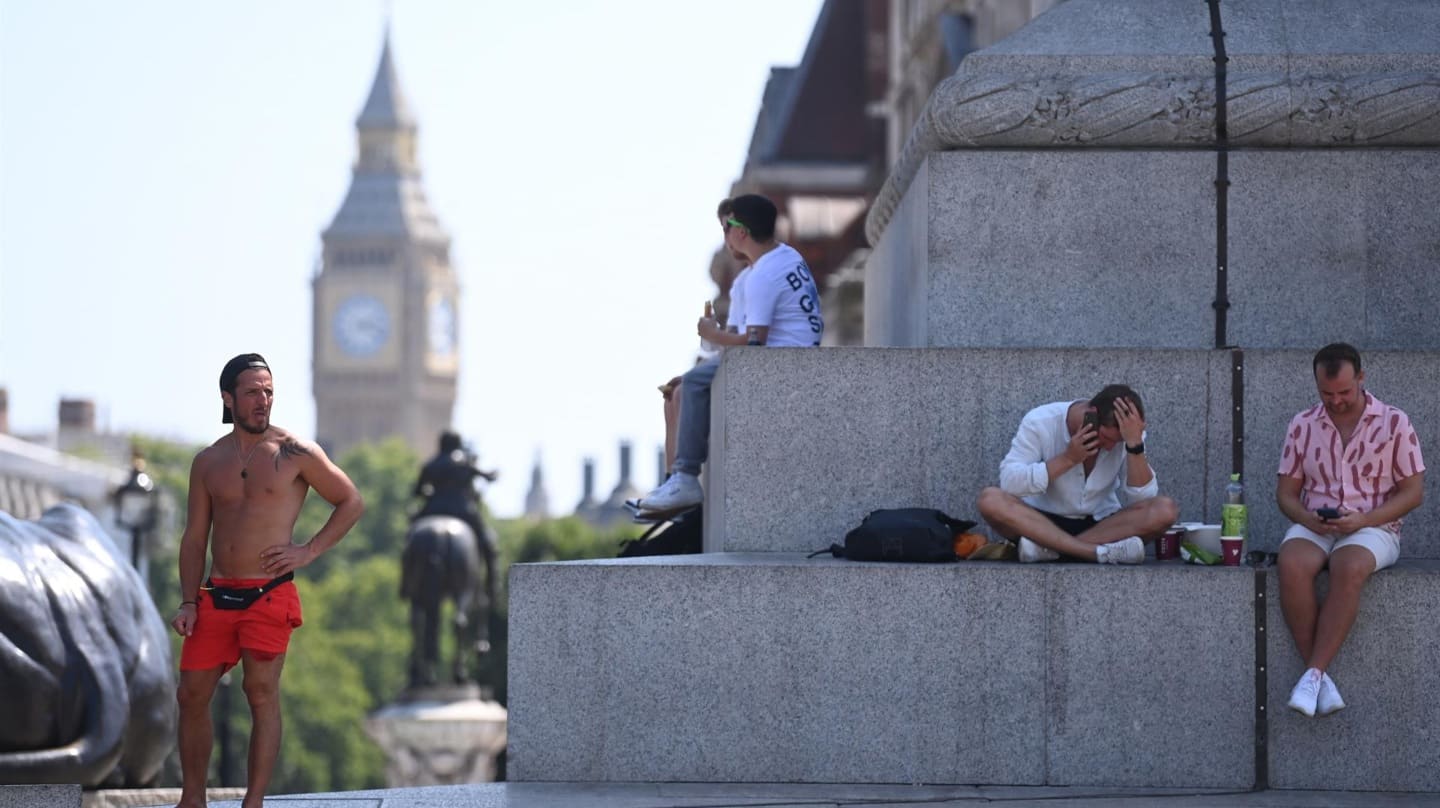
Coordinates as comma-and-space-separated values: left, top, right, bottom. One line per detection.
1317, 507, 1341, 521
1078, 409, 1100, 451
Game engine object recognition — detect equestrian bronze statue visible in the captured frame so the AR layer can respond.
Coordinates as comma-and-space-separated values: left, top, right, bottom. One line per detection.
401, 431, 497, 691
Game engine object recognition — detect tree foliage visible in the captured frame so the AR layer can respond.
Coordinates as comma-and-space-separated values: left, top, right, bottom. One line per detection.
131, 434, 202, 632
294, 438, 419, 576
273, 555, 407, 792
502, 515, 638, 564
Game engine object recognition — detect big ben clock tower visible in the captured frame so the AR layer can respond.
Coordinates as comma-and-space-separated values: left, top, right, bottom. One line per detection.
313, 34, 459, 458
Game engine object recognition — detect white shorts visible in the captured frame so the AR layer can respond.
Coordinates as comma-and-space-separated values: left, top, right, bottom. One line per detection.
1282, 524, 1401, 571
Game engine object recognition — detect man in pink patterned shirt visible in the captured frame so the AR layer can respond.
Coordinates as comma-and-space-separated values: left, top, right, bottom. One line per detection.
1277, 343, 1425, 718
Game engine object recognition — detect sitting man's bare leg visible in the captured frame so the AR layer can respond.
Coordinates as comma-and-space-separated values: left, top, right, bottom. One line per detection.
662, 378, 682, 474
977, 487, 1177, 563
1072, 496, 1179, 546
978, 487, 1104, 561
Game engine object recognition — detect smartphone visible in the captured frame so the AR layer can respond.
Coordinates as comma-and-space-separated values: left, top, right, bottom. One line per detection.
1317, 507, 1341, 521
1081, 410, 1099, 433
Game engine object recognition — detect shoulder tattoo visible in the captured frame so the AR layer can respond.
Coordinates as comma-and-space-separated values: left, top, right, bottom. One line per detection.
275, 438, 313, 469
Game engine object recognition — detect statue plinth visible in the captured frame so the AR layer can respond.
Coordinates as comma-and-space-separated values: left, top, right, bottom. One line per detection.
398, 682, 488, 703
364, 696, 508, 786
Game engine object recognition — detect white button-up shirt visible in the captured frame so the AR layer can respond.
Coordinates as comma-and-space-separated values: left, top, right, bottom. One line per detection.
998, 400, 1159, 520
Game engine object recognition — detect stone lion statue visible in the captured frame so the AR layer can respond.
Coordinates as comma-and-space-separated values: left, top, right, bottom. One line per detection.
0, 503, 176, 787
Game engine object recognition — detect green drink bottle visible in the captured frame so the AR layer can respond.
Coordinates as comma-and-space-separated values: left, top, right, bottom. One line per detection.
1222, 473, 1246, 538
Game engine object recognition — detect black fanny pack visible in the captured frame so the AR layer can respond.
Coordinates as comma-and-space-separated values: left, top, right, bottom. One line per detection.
204, 572, 294, 610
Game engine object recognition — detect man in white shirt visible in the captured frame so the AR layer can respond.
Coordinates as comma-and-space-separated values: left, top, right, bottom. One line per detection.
658, 199, 751, 474
975, 385, 1179, 564
637, 194, 823, 515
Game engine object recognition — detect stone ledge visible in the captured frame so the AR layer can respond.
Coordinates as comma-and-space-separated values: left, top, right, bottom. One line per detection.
1266, 558, 1440, 791
509, 555, 1440, 790
82, 788, 246, 808
707, 347, 1440, 559
0, 785, 80, 808
709, 347, 1208, 555
105, 781, 1440, 807
508, 554, 1254, 787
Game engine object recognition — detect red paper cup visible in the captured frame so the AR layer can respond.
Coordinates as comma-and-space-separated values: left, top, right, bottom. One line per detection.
1220, 536, 1244, 566
1156, 526, 1184, 560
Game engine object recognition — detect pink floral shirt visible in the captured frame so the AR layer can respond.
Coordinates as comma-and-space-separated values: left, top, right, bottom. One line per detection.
1278, 392, 1425, 534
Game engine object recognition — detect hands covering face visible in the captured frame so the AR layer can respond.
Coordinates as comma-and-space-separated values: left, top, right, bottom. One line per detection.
1115, 396, 1145, 446
1067, 398, 1144, 464
1066, 414, 1100, 464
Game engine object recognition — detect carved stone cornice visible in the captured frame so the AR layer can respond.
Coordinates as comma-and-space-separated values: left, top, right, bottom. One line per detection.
1230, 73, 1440, 146
867, 70, 1440, 244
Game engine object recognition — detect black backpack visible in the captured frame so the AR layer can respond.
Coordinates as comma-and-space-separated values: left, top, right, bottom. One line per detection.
618, 506, 703, 557
811, 508, 975, 562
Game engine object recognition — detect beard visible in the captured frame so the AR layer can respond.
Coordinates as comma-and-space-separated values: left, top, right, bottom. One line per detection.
1325, 399, 1357, 418
236, 411, 270, 434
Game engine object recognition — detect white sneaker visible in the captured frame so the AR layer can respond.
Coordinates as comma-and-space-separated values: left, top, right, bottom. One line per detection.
636, 472, 703, 514
1288, 667, 1323, 717
1096, 536, 1145, 565
1317, 672, 1346, 716
1017, 537, 1060, 563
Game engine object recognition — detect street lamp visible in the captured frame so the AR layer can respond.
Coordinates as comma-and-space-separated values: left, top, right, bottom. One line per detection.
113, 448, 158, 570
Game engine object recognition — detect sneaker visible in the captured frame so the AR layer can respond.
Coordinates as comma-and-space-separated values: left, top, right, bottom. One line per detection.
1017, 536, 1060, 563
1096, 536, 1145, 565
1317, 672, 1346, 716
1288, 667, 1323, 717
636, 472, 703, 514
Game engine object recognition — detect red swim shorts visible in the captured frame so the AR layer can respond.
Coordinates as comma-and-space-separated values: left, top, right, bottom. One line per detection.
180, 577, 303, 672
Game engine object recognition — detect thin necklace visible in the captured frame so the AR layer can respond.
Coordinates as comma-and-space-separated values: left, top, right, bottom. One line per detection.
235, 432, 265, 479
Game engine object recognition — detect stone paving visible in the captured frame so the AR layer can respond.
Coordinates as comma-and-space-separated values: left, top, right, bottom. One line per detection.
176, 783, 1440, 808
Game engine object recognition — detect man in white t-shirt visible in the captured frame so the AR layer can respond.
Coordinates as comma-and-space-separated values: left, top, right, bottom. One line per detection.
975, 384, 1179, 564
659, 199, 750, 474
637, 194, 824, 515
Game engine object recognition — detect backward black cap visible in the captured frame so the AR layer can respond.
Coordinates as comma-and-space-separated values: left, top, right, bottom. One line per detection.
219, 353, 270, 424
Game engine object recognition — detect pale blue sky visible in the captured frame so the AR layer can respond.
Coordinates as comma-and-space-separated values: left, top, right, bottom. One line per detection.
0, 0, 825, 516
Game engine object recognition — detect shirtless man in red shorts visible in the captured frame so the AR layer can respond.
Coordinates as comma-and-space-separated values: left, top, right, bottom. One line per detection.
170, 354, 364, 808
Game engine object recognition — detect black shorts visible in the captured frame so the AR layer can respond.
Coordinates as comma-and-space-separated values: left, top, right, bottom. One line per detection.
1039, 510, 1098, 537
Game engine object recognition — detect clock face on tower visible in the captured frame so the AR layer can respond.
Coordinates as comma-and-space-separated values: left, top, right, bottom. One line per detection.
333, 294, 391, 357
428, 296, 457, 357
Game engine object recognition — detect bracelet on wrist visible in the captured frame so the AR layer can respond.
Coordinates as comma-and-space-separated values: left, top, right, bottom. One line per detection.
180, 600, 198, 608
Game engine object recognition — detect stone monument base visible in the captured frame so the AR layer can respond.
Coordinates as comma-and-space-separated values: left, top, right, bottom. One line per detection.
0, 785, 79, 808
365, 692, 508, 786
81, 787, 247, 808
